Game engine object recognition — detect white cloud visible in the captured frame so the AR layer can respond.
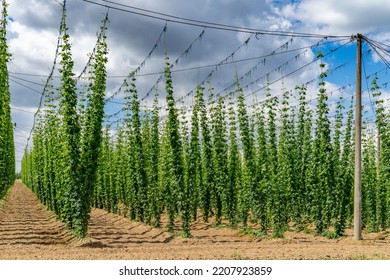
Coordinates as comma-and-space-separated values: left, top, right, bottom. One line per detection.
282, 0, 390, 36
8, 22, 58, 73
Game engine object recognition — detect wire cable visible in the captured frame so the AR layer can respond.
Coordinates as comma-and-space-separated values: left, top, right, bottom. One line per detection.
9, 78, 43, 96
105, 22, 167, 103
82, 0, 350, 38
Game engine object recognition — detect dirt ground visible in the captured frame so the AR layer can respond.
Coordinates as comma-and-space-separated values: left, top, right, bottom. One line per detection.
0, 181, 390, 260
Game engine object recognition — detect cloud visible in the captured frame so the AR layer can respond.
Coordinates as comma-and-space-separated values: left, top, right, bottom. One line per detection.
281, 0, 390, 36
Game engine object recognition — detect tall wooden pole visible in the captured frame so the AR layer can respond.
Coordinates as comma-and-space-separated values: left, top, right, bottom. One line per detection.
354, 33, 362, 240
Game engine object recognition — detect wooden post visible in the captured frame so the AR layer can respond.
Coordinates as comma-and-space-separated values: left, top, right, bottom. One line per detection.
354, 33, 362, 241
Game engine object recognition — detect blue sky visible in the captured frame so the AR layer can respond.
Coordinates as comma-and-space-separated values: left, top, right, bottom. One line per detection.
6, 0, 390, 171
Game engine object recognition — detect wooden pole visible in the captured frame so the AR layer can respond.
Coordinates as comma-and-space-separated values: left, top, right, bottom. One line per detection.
354, 33, 362, 240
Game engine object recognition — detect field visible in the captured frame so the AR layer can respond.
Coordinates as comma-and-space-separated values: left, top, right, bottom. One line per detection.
0, 181, 389, 260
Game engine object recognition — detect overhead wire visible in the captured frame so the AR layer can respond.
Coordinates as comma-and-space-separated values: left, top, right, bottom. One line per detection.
10, 107, 36, 114
83, 0, 350, 39
365, 37, 390, 70
104, 22, 168, 103
225, 38, 351, 97
362, 47, 377, 121
161, 37, 355, 118
242, 37, 390, 123
105, 27, 207, 119
9, 74, 46, 87
105, 37, 358, 126
244, 39, 354, 99
9, 78, 43, 96
241, 45, 376, 120
8, 38, 350, 81
140, 28, 207, 101
167, 37, 344, 109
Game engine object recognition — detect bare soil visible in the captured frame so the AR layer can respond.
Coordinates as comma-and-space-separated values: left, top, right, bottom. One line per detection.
1, 181, 390, 260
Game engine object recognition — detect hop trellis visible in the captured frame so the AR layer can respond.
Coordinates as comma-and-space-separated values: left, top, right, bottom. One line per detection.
15, 0, 390, 239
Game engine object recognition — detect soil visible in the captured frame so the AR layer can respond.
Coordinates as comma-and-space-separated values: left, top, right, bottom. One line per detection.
1, 181, 390, 260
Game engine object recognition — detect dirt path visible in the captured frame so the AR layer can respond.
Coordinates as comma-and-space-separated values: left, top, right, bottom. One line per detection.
0, 181, 73, 258
1, 181, 390, 260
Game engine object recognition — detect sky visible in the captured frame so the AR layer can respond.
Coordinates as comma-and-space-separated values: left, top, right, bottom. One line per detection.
6, 0, 390, 172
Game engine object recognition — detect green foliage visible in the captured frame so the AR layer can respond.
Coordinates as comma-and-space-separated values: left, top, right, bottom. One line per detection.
254, 101, 268, 233
57, 4, 82, 233
292, 85, 311, 230
264, 84, 279, 234
273, 89, 293, 237
188, 87, 202, 221
210, 95, 228, 225
237, 89, 255, 227
149, 95, 163, 227
0, 0, 15, 199
21, 4, 109, 238
362, 133, 378, 232
307, 57, 332, 235
335, 100, 354, 236
198, 86, 213, 223
77, 14, 109, 236
113, 126, 127, 210
163, 55, 189, 237
227, 96, 240, 227
129, 76, 148, 222
372, 77, 389, 230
